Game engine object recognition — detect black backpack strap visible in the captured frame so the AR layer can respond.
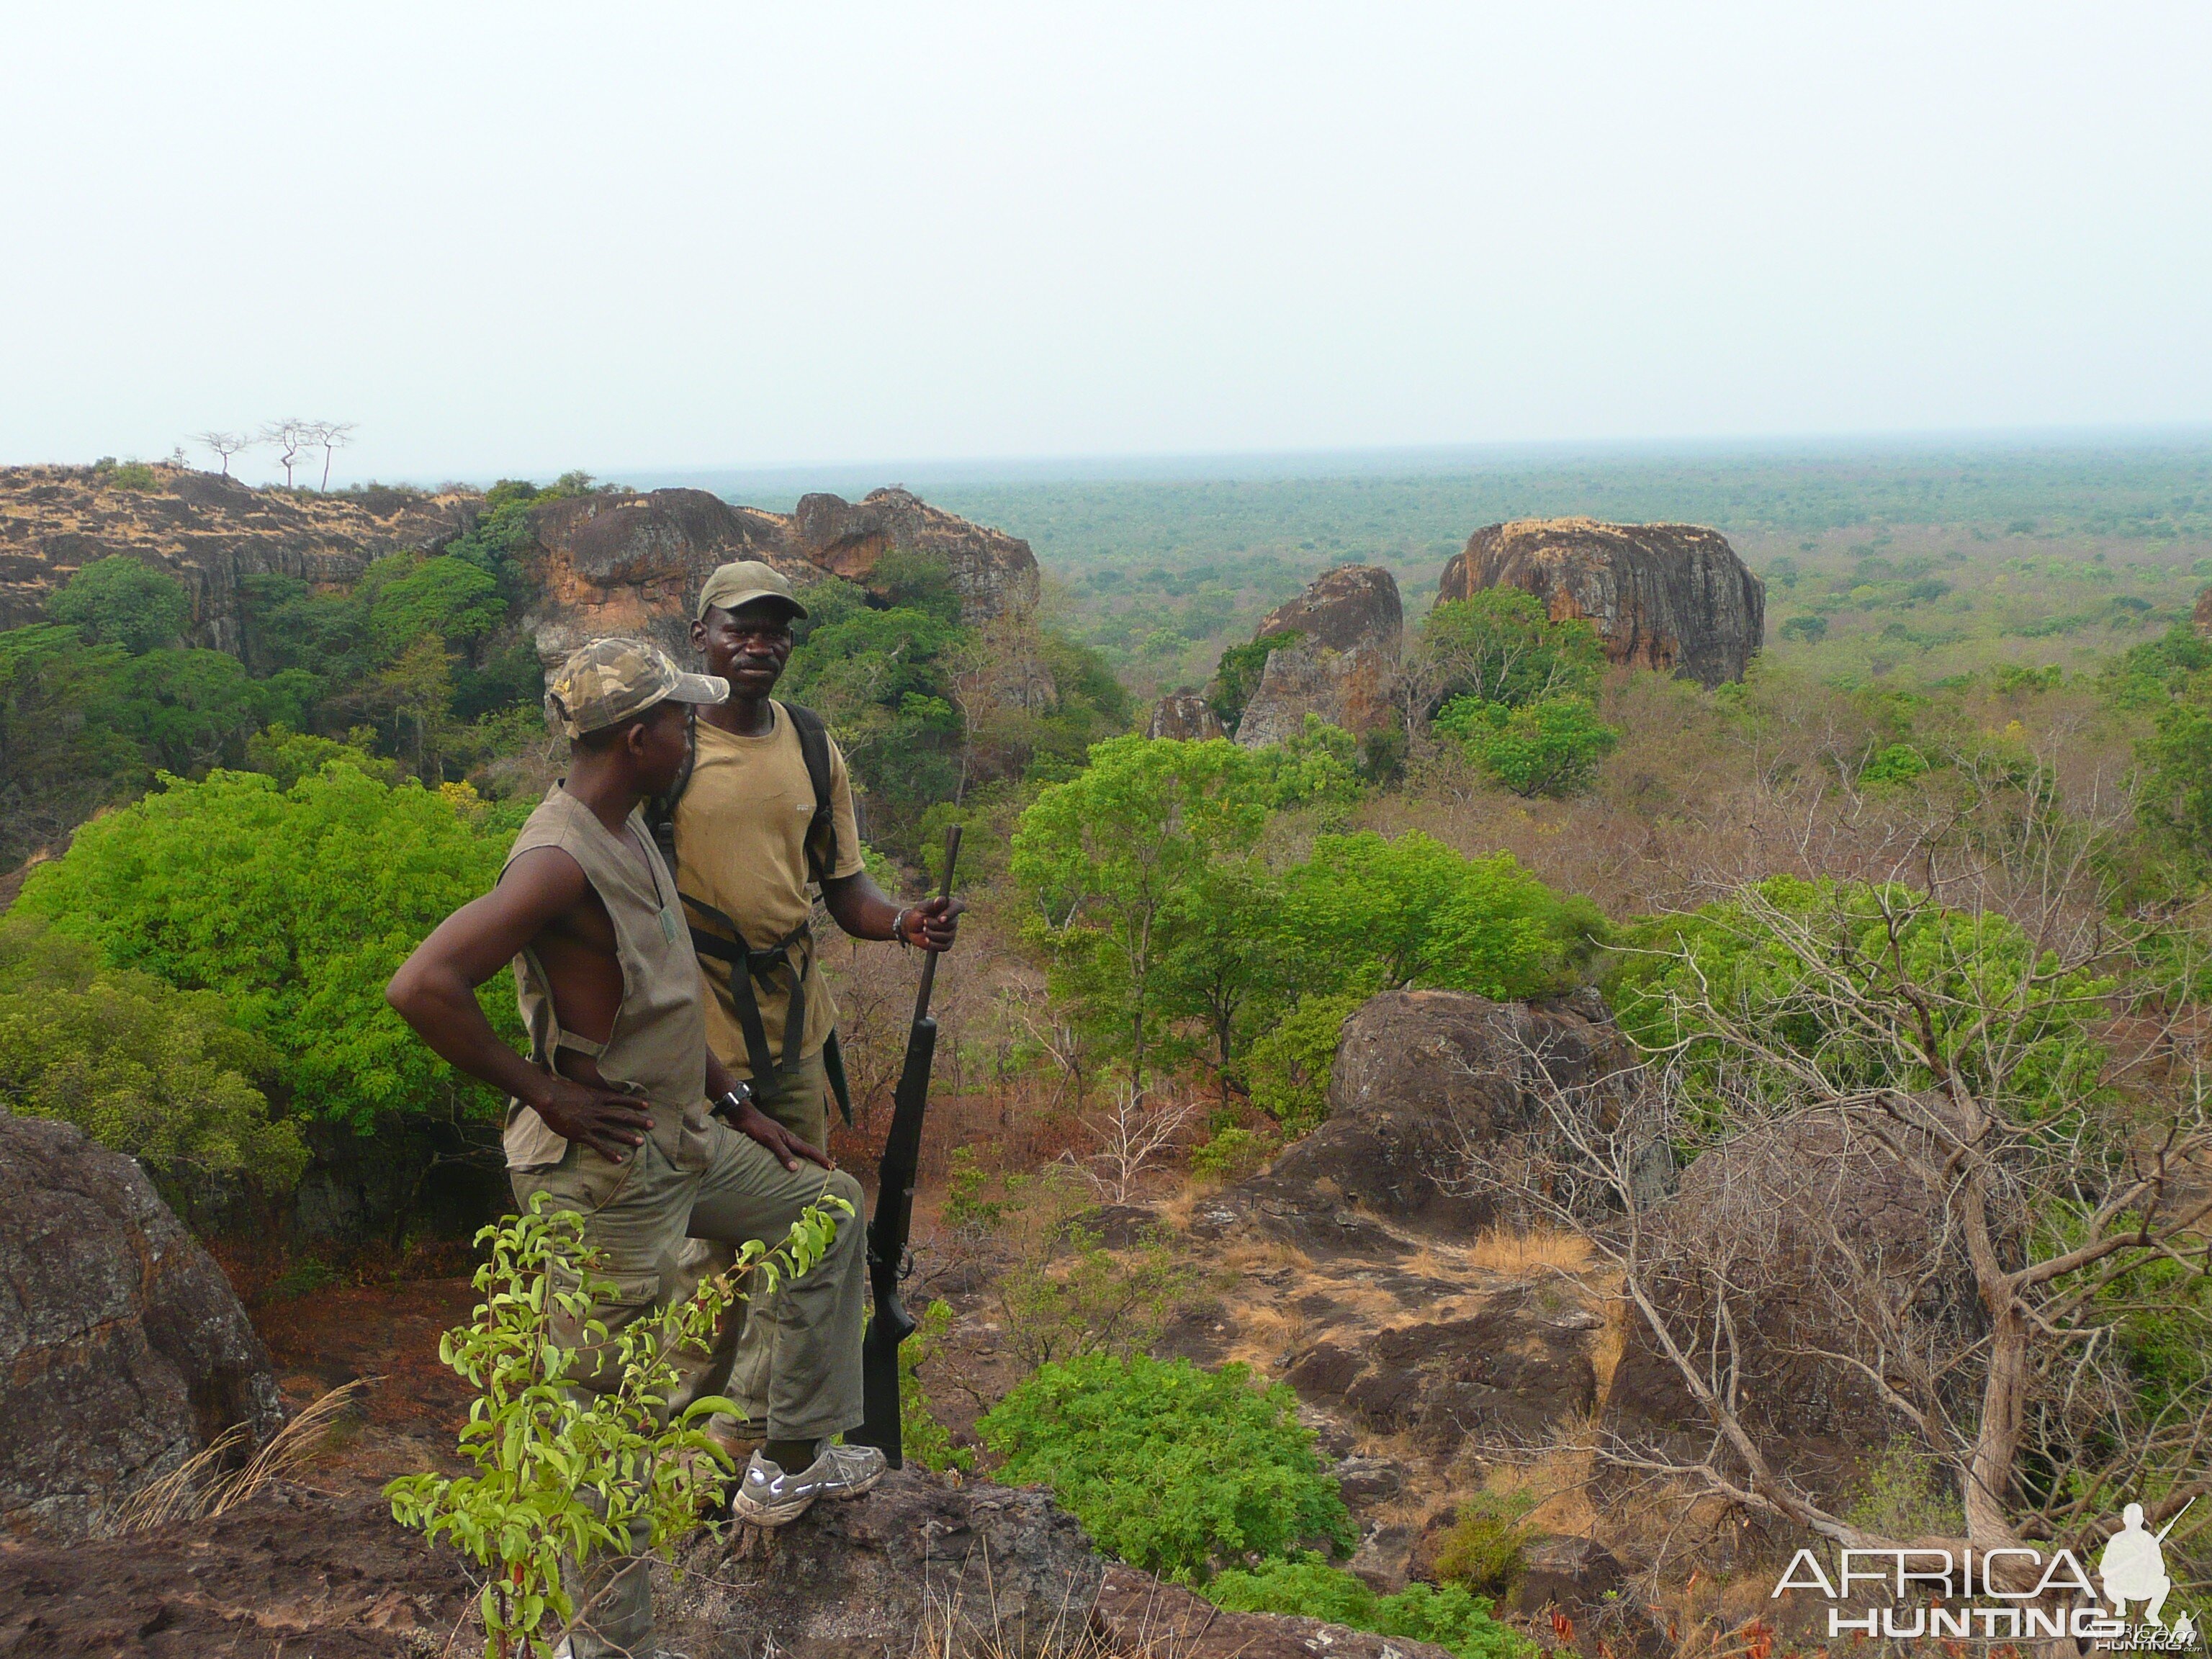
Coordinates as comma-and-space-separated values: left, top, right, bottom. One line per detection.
682, 890, 813, 1083
775, 701, 840, 885
645, 704, 698, 872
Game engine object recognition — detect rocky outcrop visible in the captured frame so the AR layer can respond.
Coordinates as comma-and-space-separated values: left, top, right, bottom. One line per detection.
661, 1467, 1103, 1659
1091, 1565, 1457, 1659
0, 464, 477, 653
0, 1110, 285, 1539
1440, 518, 1763, 688
661, 1467, 1457, 1659
2193, 584, 2212, 639
1605, 1110, 1977, 1502
1199, 988, 1637, 1255
792, 487, 1040, 623
1234, 566, 1402, 747
521, 487, 804, 665
1148, 691, 1227, 741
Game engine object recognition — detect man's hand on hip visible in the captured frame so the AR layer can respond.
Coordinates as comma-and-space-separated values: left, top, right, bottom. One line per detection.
533, 1075, 656, 1163
731, 1100, 833, 1172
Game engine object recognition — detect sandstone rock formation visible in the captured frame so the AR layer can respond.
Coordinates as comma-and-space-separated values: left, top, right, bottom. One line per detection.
1439, 518, 1764, 688
0, 464, 477, 651
521, 487, 804, 666
1233, 566, 1403, 747
1200, 988, 1636, 1255
0, 1110, 286, 1538
521, 485, 1040, 667
791, 487, 1040, 623
1147, 690, 1227, 741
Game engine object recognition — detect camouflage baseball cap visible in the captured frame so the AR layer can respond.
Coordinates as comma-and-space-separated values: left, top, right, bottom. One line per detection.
545, 637, 727, 739
696, 559, 809, 621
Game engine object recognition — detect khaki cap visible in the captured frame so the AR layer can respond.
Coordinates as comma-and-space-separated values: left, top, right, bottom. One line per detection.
697, 559, 809, 621
546, 637, 727, 739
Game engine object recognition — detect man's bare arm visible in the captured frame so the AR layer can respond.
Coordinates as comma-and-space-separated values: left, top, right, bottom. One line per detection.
822, 871, 963, 950
385, 846, 657, 1162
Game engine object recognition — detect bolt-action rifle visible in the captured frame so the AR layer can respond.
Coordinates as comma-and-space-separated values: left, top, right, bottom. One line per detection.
848, 824, 961, 1467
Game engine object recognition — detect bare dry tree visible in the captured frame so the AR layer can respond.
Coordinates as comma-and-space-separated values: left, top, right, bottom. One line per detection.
259, 418, 307, 488
299, 419, 356, 490
1457, 759, 2212, 1576
1066, 1084, 1194, 1204
190, 431, 253, 477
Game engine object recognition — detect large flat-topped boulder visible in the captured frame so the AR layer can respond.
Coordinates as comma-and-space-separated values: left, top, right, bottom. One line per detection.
1234, 565, 1403, 747
792, 487, 1040, 623
1148, 690, 1227, 740
0, 1110, 285, 1539
1440, 518, 1763, 688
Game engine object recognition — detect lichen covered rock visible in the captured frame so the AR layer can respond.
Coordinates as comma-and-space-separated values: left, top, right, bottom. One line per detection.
1234, 566, 1402, 746
0, 1110, 285, 1539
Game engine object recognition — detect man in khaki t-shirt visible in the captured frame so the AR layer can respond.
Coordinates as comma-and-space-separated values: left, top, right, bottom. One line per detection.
667, 559, 963, 1438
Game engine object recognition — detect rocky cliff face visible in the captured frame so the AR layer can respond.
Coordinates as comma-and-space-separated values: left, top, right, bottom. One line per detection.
1146, 690, 1226, 741
791, 487, 1040, 622
1439, 518, 1764, 688
0, 464, 477, 652
1233, 565, 1402, 747
520, 484, 1042, 667
521, 487, 806, 666
0, 1110, 286, 1539
0, 465, 1044, 673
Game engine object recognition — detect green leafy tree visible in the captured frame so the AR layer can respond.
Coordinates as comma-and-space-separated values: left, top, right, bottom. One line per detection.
49, 555, 192, 655
16, 765, 528, 1217
1208, 629, 1303, 734
0, 624, 139, 866
366, 554, 507, 662
1246, 715, 1364, 817
1277, 830, 1601, 1003
1153, 858, 1290, 1098
977, 1353, 1352, 1583
1437, 694, 1621, 798
1411, 590, 1604, 716
1242, 992, 1362, 1135
0, 914, 305, 1215
1012, 735, 1271, 1096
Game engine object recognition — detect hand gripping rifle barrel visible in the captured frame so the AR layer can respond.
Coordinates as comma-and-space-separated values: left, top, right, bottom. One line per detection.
848, 823, 960, 1466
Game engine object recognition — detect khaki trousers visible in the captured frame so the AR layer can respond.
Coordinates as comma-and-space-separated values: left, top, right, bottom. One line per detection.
670, 1049, 832, 1429
511, 1107, 863, 1658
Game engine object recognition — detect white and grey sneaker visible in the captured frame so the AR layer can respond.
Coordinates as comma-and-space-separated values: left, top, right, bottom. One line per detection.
729, 1442, 888, 1526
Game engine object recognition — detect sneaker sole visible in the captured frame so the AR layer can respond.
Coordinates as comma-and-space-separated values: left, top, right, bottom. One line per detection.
731, 1488, 820, 1527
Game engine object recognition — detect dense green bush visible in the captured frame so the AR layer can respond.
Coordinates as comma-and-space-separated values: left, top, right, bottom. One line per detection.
1435, 694, 1621, 798
977, 1354, 1351, 1582
1414, 590, 1604, 714
1429, 1492, 1536, 1596
1242, 993, 1361, 1134
16, 760, 527, 1136
1205, 1553, 1532, 1659
0, 914, 305, 1213
49, 555, 192, 654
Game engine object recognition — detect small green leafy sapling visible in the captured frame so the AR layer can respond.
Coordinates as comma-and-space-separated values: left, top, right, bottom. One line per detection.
386, 1188, 852, 1659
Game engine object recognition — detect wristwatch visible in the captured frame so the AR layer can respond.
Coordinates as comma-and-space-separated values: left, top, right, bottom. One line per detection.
711, 1084, 753, 1121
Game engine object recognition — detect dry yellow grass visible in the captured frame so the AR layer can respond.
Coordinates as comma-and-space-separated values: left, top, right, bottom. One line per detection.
118, 1381, 367, 1533
1465, 1225, 1596, 1275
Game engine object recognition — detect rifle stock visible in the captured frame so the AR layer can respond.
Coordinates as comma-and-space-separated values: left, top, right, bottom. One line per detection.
848, 824, 961, 1465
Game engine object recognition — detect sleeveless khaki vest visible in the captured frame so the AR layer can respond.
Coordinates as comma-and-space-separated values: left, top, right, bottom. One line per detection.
500, 784, 711, 1172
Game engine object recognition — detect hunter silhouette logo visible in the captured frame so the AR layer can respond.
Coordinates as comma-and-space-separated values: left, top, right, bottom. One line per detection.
1769, 1496, 2200, 1650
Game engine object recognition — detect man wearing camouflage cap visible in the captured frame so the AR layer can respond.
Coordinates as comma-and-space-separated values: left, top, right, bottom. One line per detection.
386, 637, 881, 1659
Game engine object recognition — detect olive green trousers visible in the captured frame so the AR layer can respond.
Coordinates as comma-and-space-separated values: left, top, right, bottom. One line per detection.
511, 1100, 862, 1658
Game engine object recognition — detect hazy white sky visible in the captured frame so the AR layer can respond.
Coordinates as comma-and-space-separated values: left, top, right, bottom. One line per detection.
4, 2, 2208, 485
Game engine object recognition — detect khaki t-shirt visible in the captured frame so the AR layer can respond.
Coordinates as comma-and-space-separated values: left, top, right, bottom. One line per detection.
674, 704, 866, 1075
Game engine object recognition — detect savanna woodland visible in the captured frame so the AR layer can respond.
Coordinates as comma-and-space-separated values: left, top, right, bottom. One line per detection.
5, 444, 2211, 1656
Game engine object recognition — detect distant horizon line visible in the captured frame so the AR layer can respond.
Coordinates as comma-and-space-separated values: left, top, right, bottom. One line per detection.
583, 421, 2212, 498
